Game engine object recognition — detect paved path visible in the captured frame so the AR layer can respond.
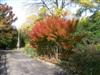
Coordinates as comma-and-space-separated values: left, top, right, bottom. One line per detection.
0, 50, 65, 75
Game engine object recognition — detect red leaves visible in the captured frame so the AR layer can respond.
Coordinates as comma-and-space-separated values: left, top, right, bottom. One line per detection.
29, 16, 78, 49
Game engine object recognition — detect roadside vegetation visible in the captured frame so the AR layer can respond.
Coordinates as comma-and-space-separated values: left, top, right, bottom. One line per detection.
20, 0, 100, 75
0, 3, 17, 49
0, 0, 100, 75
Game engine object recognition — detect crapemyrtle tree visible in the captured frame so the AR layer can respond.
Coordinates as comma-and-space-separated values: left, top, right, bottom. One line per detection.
29, 16, 80, 60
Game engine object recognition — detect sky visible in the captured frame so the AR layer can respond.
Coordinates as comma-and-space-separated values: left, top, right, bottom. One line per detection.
0, 0, 78, 29
0, 0, 36, 29
0, 0, 92, 29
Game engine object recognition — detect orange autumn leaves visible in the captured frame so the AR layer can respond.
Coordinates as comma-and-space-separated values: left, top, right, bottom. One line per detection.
29, 16, 78, 49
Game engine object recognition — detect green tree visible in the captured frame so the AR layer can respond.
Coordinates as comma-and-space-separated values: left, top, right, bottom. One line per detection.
72, 0, 100, 16
20, 14, 38, 46
76, 11, 100, 50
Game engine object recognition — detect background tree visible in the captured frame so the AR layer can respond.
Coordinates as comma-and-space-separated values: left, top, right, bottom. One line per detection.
72, 0, 100, 16
0, 3, 17, 49
25, 0, 72, 16
25, 0, 100, 18
20, 14, 38, 47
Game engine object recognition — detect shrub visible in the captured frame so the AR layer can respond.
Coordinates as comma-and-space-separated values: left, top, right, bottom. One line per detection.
58, 11, 100, 75
24, 44, 37, 57
76, 11, 100, 45
0, 26, 18, 49
29, 16, 79, 59
58, 44, 100, 75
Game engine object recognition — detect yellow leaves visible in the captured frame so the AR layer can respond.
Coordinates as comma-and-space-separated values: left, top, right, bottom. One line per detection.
39, 7, 47, 15
79, 17, 89, 26
21, 23, 32, 33
21, 14, 38, 34
54, 8, 63, 16
27, 14, 38, 22
95, 0, 100, 3
0, 20, 4, 27
0, 20, 8, 28
79, 0, 94, 7
54, 8, 71, 17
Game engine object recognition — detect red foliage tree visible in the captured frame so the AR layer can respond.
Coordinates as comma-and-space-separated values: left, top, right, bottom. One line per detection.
29, 16, 79, 58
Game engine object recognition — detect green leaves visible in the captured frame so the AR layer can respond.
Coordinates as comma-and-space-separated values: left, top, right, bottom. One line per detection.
76, 11, 100, 45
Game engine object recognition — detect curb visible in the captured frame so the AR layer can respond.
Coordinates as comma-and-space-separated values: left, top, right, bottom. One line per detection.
37, 58, 56, 67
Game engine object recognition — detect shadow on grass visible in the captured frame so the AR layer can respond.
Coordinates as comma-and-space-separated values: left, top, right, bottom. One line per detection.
0, 50, 8, 75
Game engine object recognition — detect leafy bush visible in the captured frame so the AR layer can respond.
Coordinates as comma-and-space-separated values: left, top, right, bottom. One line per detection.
25, 44, 37, 57
58, 11, 100, 75
76, 11, 100, 45
29, 16, 79, 59
0, 27, 18, 49
58, 44, 100, 75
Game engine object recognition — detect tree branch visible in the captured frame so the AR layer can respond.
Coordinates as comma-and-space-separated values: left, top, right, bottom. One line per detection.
61, 0, 65, 9
41, 0, 53, 15
54, 0, 58, 8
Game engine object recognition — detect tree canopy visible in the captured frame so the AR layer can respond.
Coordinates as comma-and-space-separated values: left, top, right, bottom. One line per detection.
26, 0, 100, 17
0, 3, 17, 49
